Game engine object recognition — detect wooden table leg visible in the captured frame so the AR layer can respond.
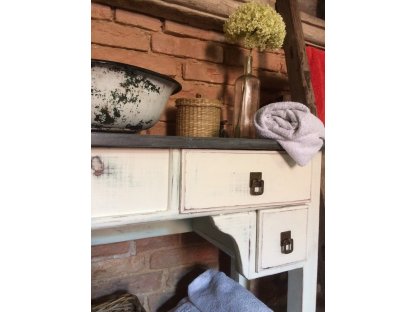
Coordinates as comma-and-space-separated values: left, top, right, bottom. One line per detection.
230, 257, 251, 288
288, 263, 318, 312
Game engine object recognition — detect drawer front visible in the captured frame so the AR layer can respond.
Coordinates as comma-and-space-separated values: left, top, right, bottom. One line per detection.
257, 207, 308, 271
91, 148, 170, 218
181, 150, 312, 212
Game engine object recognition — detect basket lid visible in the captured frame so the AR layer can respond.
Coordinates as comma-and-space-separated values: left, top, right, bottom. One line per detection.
175, 93, 223, 108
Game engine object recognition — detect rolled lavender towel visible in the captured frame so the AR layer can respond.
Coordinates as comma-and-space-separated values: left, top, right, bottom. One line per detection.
254, 101, 325, 166
187, 269, 272, 312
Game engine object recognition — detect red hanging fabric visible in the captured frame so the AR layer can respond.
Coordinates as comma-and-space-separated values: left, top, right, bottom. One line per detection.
306, 46, 325, 125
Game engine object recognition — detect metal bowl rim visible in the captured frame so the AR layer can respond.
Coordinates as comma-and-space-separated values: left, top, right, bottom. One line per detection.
91, 59, 182, 95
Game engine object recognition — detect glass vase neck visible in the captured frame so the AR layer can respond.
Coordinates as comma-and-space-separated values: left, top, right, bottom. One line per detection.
244, 55, 253, 75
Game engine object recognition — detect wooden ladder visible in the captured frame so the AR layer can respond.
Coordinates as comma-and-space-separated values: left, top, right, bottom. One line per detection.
276, 0, 318, 115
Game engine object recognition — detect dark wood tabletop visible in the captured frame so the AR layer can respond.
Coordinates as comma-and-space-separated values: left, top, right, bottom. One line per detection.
91, 132, 284, 151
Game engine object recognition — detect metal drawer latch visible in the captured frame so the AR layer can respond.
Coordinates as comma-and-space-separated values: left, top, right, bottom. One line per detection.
91, 156, 104, 177
281, 231, 294, 254
249, 172, 264, 195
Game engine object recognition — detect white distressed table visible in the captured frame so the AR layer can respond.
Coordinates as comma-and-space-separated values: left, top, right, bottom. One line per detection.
91, 132, 322, 312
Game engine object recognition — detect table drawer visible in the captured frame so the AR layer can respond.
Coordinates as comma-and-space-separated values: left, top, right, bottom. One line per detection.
180, 150, 312, 212
91, 148, 170, 218
257, 207, 308, 271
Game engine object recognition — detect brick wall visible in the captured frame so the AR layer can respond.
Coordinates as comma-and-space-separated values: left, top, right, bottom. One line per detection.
91, 3, 290, 311
92, 232, 222, 311
91, 3, 289, 135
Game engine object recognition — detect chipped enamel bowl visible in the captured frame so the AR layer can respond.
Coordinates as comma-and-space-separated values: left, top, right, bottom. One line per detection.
91, 60, 181, 132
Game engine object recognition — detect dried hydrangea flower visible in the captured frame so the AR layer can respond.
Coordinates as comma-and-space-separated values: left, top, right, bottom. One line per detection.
223, 1, 286, 51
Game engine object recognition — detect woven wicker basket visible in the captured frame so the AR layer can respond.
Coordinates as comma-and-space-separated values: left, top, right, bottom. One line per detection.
92, 293, 146, 312
175, 94, 222, 137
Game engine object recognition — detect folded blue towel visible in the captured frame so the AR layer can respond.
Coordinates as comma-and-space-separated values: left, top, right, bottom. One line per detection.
254, 101, 325, 166
170, 269, 272, 312
170, 298, 200, 312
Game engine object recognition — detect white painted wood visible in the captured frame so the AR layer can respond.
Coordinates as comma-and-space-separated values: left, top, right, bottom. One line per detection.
288, 268, 304, 312
92, 201, 307, 230
91, 148, 170, 218
168, 149, 181, 213
257, 206, 308, 271
90, 146, 322, 312
91, 209, 183, 230
192, 217, 237, 258
230, 260, 251, 289
250, 259, 305, 279
181, 150, 312, 213
248, 206, 306, 279
192, 212, 256, 278
91, 219, 193, 245
286, 153, 322, 312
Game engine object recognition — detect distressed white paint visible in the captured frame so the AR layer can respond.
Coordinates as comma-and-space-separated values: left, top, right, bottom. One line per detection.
168, 149, 181, 214
287, 153, 322, 312
192, 211, 256, 278
92, 219, 193, 245
257, 207, 308, 271
288, 268, 304, 312
91, 201, 308, 230
230, 261, 251, 289
181, 150, 312, 212
90, 148, 322, 312
91, 148, 170, 217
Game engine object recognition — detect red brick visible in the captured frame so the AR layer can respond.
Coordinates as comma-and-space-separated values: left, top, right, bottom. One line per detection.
280, 58, 288, 75
223, 85, 235, 107
148, 290, 178, 312
256, 69, 289, 91
92, 20, 150, 51
221, 105, 233, 127
152, 33, 223, 63
116, 9, 162, 31
92, 254, 145, 280
92, 44, 180, 77
180, 232, 207, 246
182, 62, 288, 93
223, 46, 246, 68
171, 80, 229, 102
91, 3, 112, 20
150, 244, 219, 269
135, 235, 180, 252
144, 122, 168, 135
183, 60, 242, 84
144, 121, 176, 136
92, 241, 130, 258
224, 46, 285, 72
158, 100, 177, 122
92, 271, 163, 299
256, 50, 286, 72
164, 20, 226, 43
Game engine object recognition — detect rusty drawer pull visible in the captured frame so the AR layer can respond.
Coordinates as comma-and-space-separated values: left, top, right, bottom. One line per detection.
91, 156, 104, 176
250, 172, 264, 195
280, 231, 294, 254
